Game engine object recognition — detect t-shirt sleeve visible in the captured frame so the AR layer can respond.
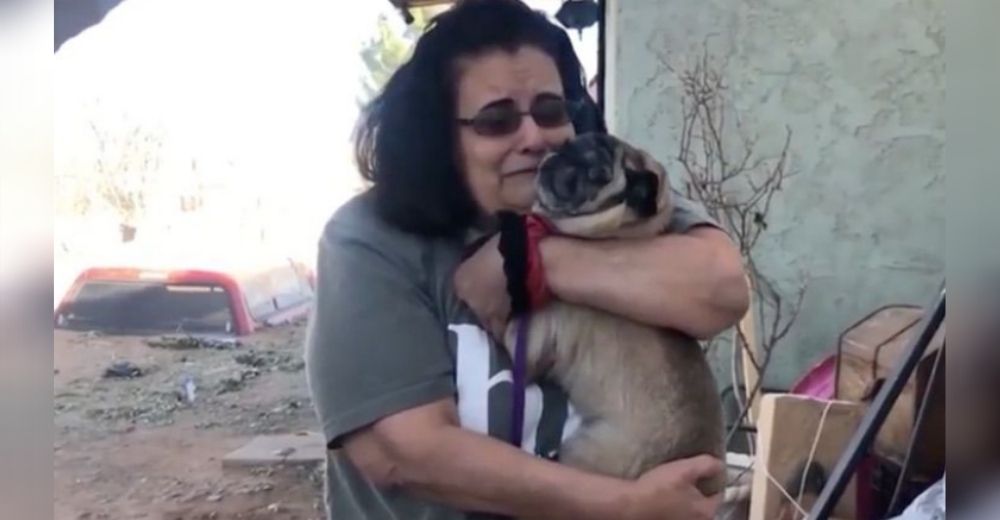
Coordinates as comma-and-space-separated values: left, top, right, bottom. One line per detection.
305, 222, 456, 449
664, 188, 722, 234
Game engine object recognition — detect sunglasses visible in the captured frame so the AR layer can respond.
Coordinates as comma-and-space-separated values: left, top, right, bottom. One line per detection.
457, 94, 578, 137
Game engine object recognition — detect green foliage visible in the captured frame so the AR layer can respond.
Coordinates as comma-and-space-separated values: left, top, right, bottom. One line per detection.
357, 7, 439, 107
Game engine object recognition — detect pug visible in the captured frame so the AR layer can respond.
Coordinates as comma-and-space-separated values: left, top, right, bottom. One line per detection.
503, 133, 727, 497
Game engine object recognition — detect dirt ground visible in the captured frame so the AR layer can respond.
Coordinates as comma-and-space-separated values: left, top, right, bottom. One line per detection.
54, 321, 326, 520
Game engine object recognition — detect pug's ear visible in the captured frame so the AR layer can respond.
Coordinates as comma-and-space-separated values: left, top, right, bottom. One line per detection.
591, 133, 618, 160
624, 167, 660, 218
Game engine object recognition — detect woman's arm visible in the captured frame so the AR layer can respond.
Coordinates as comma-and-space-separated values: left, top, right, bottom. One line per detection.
540, 225, 749, 339
454, 226, 748, 341
343, 398, 723, 520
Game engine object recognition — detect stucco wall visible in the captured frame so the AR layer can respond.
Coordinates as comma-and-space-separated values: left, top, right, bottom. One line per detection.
606, 0, 945, 386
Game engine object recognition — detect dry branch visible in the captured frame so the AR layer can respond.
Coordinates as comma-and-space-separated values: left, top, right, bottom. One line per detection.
667, 42, 808, 448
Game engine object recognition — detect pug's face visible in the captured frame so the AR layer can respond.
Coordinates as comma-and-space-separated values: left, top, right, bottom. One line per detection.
534, 133, 671, 238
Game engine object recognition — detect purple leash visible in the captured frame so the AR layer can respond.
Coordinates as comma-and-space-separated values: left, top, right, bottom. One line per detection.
509, 314, 530, 447
494, 210, 538, 449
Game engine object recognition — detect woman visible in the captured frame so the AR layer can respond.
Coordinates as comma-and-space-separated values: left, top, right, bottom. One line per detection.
305, 1, 749, 518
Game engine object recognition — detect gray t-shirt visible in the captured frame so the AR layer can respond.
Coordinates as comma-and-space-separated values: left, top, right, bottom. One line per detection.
305, 189, 717, 520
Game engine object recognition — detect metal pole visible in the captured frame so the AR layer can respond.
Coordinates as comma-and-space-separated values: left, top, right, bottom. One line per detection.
886, 344, 944, 514
808, 287, 945, 519
596, 0, 606, 117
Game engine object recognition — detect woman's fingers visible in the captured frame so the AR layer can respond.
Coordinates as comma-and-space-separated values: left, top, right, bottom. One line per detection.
677, 454, 725, 484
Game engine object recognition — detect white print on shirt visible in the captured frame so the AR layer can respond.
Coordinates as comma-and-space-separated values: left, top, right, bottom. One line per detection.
449, 323, 580, 456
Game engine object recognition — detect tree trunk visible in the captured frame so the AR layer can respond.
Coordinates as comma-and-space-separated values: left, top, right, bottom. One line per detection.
119, 223, 136, 243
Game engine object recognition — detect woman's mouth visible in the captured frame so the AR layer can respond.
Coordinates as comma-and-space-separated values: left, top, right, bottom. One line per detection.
503, 167, 538, 177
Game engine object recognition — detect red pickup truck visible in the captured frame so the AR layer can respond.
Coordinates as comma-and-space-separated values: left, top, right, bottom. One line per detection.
54, 258, 315, 336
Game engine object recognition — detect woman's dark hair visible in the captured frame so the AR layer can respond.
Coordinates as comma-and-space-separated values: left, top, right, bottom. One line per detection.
353, 0, 605, 237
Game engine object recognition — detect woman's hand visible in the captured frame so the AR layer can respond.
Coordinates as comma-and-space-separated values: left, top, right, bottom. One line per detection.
453, 234, 510, 340
621, 455, 725, 520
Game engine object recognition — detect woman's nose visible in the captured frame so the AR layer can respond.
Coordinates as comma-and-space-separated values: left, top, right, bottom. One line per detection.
517, 114, 547, 154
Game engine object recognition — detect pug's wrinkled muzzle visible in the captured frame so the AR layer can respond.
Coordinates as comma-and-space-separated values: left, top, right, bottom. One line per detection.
541, 159, 611, 207
537, 134, 617, 214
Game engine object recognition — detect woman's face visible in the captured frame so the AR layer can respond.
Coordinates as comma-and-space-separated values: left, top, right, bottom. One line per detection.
454, 46, 576, 215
